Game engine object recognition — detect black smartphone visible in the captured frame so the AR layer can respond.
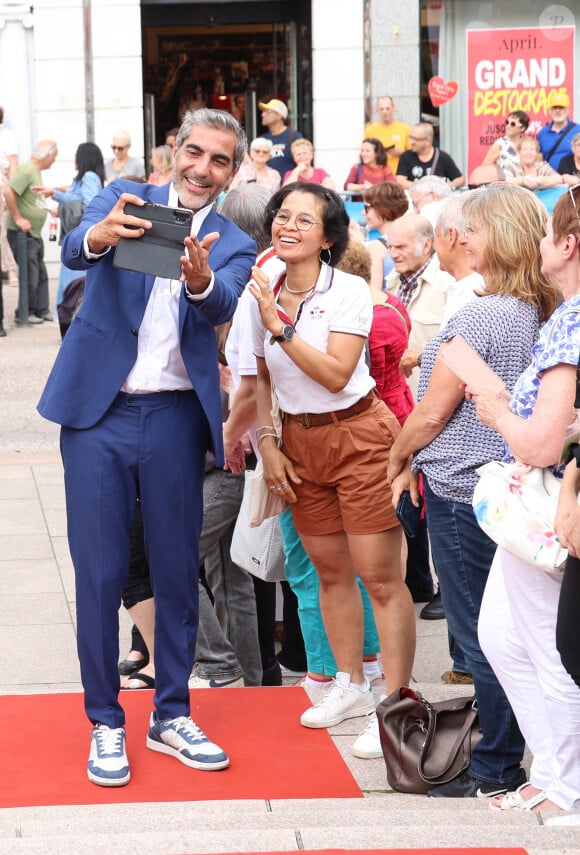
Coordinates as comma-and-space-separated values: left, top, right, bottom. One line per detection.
395, 490, 424, 539
113, 201, 193, 279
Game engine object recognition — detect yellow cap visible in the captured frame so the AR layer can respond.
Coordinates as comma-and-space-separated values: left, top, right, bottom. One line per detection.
548, 91, 570, 109
258, 99, 288, 119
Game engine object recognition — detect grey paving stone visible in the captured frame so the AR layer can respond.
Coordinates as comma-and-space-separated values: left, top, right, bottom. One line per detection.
36, 483, 66, 510
0, 624, 79, 686
0, 560, 62, 594
0, 593, 71, 626
0, 480, 38, 500
3, 533, 54, 562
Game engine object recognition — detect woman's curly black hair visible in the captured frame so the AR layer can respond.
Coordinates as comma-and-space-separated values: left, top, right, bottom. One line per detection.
264, 182, 350, 265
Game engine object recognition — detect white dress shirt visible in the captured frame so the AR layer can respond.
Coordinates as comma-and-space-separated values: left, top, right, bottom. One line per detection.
83, 184, 214, 393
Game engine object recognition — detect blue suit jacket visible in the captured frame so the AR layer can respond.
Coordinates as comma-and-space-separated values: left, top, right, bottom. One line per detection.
37, 179, 256, 464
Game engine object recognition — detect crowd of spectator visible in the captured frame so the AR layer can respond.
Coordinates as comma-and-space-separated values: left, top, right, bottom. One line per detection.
3, 94, 580, 826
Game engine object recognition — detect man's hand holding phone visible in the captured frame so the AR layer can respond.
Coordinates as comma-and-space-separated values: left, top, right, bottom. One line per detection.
88, 194, 151, 254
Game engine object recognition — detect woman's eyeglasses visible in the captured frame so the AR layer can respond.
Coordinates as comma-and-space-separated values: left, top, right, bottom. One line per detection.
505, 119, 520, 128
569, 184, 580, 228
111, 145, 127, 152
363, 203, 373, 211
272, 210, 321, 231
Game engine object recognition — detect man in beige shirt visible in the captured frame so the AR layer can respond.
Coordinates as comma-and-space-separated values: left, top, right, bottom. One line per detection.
384, 213, 451, 397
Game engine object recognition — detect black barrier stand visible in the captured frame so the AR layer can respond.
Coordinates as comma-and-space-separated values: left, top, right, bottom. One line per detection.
15, 230, 29, 325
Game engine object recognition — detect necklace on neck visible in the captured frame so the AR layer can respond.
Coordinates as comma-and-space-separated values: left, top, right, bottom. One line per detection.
285, 279, 314, 295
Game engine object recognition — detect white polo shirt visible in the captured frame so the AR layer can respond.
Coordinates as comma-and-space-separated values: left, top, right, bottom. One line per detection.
251, 261, 374, 415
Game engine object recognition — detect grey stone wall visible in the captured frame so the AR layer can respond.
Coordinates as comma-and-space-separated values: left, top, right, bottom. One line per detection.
367, 0, 421, 128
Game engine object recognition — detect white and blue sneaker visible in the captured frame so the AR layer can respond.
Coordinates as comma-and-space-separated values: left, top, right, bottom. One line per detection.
146, 713, 229, 771
87, 724, 130, 787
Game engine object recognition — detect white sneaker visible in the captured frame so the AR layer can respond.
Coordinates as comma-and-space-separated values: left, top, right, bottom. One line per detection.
147, 713, 229, 770
351, 712, 382, 759
546, 812, 580, 826
87, 724, 130, 787
300, 680, 375, 728
188, 674, 244, 688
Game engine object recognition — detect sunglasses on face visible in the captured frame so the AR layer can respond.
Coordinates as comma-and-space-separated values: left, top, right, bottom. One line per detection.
363, 203, 373, 211
505, 119, 521, 128
111, 145, 127, 151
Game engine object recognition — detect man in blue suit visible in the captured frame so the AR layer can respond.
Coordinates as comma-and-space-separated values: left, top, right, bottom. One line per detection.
38, 109, 256, 786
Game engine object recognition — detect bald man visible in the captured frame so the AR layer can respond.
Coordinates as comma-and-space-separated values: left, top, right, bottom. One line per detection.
397, 123, 464, 191
4, 139, 58, 324
384, 213, 452, 396
364, 95, 411, 173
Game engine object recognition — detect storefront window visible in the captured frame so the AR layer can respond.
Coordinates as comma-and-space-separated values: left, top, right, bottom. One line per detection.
141, 1, 311, 145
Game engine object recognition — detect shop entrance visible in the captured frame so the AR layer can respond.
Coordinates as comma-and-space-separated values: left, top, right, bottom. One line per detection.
140, 0, 312, 154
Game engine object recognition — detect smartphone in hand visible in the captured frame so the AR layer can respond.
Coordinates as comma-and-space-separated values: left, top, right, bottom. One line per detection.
114, 201, 193, 279
395, 490, 424, 538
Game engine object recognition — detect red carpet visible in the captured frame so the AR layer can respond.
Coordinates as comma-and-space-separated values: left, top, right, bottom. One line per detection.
177, 851, 529, 855
0, 687, 362, 807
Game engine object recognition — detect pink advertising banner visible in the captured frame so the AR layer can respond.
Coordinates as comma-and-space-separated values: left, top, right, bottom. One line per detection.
466, 26, 575, 177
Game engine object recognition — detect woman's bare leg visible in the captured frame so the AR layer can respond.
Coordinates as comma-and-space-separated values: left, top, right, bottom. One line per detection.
299, 531, 365, 683
348, 527, 415, 691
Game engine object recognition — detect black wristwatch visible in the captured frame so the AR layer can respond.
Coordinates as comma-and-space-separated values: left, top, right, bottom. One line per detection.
270, 323, 295, 345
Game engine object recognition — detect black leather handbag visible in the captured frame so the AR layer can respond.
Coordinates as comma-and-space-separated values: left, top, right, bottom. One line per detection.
376, 687, 482, 794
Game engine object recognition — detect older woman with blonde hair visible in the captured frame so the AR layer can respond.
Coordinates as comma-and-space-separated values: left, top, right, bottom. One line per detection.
388, 184, 561, 800
504, 136, 562, 190
229, 137, 281, 195
283, 138, 336, 190
469, 186, 580, 817
148, 144, 173, 185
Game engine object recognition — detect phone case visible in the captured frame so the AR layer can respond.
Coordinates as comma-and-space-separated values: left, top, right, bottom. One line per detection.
113, 202, 193, 280
395, 491, 424, 539
438, 334, 506, 395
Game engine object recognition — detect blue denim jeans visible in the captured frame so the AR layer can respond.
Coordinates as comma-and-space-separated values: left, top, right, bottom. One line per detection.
423, 476, 525, 783
279, 508, 379, 675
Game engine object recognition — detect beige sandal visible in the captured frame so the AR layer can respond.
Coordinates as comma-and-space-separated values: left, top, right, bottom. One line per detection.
490, 783, 547, 812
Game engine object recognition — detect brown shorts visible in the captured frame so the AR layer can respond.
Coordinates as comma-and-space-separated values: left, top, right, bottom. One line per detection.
282, 395, 401, 536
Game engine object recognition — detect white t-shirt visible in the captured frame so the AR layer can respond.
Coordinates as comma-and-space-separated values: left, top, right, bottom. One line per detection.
251, 261, 374, 414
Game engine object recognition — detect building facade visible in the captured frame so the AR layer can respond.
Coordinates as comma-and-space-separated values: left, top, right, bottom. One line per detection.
3, 0, 576, 274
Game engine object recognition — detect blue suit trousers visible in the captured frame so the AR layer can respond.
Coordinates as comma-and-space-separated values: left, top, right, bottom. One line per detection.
61, 390, 209, 727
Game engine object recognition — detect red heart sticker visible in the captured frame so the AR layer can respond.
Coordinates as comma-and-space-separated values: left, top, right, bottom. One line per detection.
428, 76, 458, 107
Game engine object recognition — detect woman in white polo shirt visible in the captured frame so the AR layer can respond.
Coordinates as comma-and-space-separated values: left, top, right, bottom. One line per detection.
250, 182, 415, 733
